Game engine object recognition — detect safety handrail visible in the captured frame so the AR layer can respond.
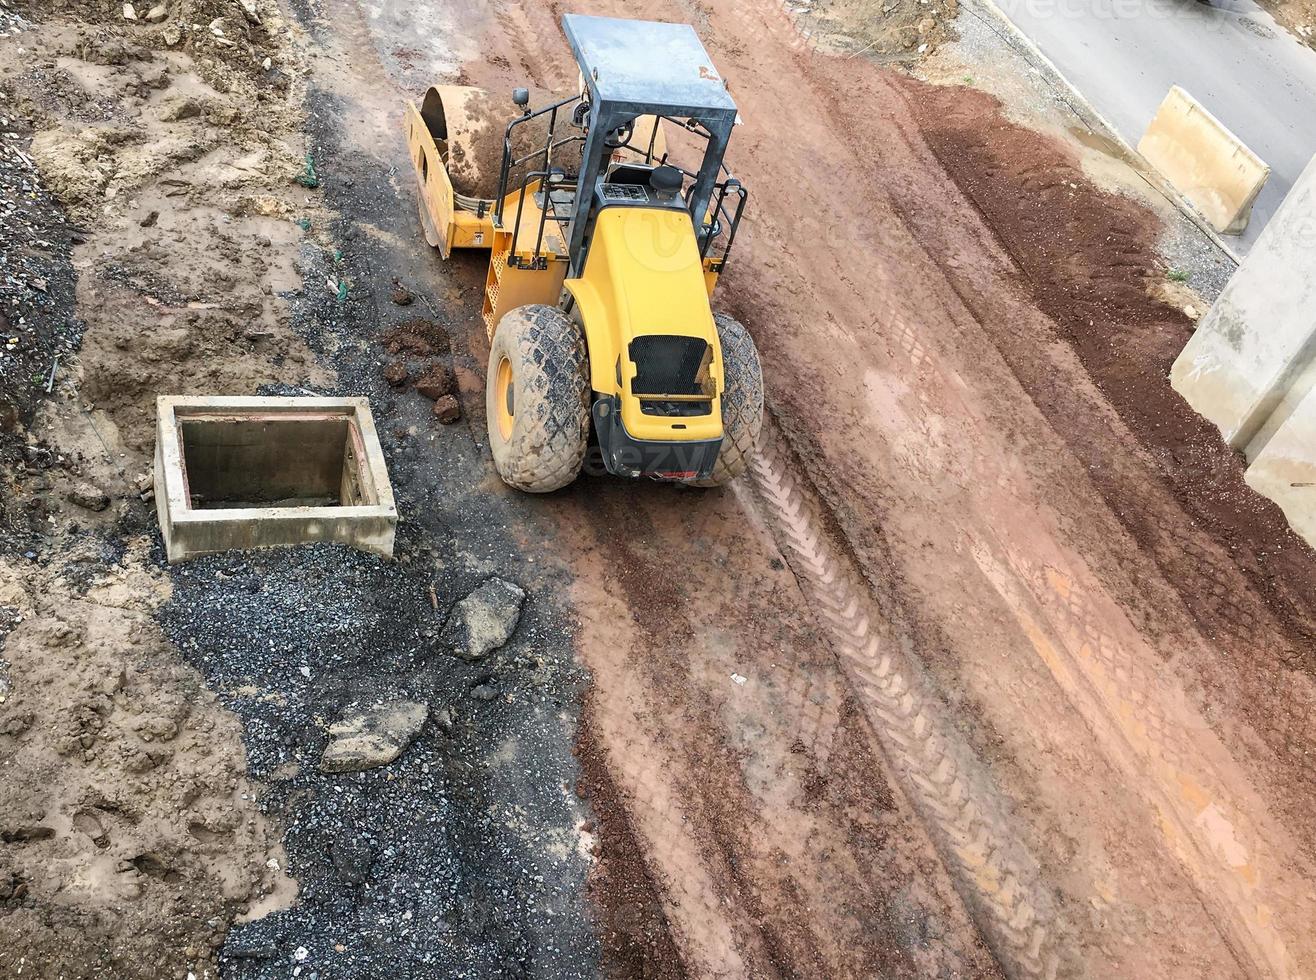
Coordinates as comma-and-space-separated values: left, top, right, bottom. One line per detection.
507, 170, 547, 269
698, 178, 748, 271
494, 94, 582, 228
506, 170, 574, 271
493, 99, 747, 274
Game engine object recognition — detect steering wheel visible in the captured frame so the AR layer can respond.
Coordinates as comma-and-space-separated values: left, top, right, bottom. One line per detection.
603, 120, 634, 149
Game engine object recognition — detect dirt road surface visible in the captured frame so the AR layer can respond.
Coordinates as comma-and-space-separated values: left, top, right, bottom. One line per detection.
5, 0, 1316, 977
314, 0, 1316, 974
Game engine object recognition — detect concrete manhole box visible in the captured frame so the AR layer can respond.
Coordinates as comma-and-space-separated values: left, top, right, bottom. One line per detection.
154, 395, 397, 563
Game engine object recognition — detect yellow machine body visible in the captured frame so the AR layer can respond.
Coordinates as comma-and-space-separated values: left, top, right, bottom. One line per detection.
563, 208, 723, 443
405, 89, 726, 445
404, 96, 501, 258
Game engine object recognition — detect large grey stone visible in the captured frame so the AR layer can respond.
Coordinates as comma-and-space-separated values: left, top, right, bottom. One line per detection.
67, 482, 110, 512
319, 700, 428, 773
439, 578, 525, 662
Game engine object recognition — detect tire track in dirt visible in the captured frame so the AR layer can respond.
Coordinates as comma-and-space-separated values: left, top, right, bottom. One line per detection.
573, 702, 688, 979
566, 495, 804, 979
560, 484, 1002, 978
691, 7, 1316, 971
857, 71, 1316, 977
746, 427, 1065, 980
888, 75, 1316, 840
970, 538, 1315, 980
852, 267, 1316, 977
860, 271, 1316, 978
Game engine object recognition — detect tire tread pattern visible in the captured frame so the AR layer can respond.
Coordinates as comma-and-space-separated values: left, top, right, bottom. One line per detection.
488, 304, 590, 493
695, 313, 764, 487
749, 434, 1063, 980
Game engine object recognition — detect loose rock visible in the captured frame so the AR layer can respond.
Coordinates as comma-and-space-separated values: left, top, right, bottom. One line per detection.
67, 482, 110, 512
156, 95, 203, 122
319, 700, 429, 773
438, 578, 525, 662
413, 364, 453, 401
432, 394, 460, 424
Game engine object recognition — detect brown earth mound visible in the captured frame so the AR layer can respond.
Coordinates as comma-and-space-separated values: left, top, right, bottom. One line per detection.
898, 77, 1316, 661
0, 545, 291, 980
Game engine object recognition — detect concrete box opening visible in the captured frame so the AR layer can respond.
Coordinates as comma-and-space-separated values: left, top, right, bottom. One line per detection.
155, 396, 397, 562
179, 416, 372, 510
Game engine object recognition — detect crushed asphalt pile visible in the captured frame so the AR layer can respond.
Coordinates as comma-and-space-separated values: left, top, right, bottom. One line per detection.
0, 89, 81, 444
161, 544, 597, 979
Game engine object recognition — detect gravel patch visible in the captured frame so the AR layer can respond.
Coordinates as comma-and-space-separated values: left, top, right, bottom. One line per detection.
0, 88, 83, 444
161, 542, 596, 979
141, 27, 604, 971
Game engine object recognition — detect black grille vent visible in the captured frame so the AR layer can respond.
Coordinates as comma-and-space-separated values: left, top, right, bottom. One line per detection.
629, 336, 711, 396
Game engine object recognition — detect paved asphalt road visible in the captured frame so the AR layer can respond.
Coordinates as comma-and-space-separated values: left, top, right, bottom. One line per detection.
992, 0, 1316, 253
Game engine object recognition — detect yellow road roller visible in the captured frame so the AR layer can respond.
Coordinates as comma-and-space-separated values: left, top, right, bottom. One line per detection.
404, 13, 762, 491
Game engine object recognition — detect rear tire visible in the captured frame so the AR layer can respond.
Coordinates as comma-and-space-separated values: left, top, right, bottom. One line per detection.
694, 313, 763, 487
486, 304, 590, 493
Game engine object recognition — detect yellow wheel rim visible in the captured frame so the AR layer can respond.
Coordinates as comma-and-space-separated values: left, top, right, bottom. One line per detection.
495, 356, 515, 441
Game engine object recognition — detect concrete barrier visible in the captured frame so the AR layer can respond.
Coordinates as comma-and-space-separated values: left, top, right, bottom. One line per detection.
1172, 154, 1316, 549
1138, 86, 1269, 235
1245, 391, 1316, 550
1170, 154, 1316, 453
